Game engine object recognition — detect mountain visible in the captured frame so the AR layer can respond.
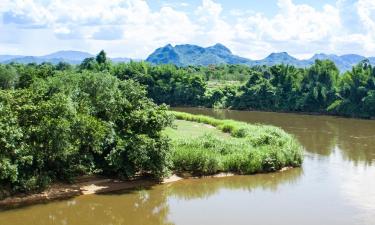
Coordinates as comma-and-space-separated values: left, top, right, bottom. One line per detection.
0, 55, 23, 62
146, 43, 250, 66
0, 51, 94, 64
111, 57, 135, 63
303, 53, 367, 72
43, 51, 93, 61
146, 43, 374, 72
250, 52, 307, 67
0, 51, 134, 65
1, 45, 373, 72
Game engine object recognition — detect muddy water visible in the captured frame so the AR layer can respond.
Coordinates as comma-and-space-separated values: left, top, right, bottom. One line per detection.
1, 108, 375, 225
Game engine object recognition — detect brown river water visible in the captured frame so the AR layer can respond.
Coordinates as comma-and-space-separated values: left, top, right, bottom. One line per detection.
0, 107, 374, 225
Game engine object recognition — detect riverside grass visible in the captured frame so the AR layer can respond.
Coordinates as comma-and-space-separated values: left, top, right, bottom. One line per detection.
165, 111, 303, 175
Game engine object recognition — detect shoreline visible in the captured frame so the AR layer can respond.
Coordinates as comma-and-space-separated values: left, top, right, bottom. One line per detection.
172, 106, 375, 120
0, 168, 293, 209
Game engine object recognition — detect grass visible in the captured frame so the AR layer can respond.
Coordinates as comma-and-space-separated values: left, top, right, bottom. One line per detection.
164, 111, 303, 175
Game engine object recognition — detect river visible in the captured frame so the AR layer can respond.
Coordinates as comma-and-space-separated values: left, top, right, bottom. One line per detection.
0, 108, 374, 225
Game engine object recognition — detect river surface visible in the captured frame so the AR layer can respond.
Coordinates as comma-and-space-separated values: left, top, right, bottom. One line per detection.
1, 108, 375, 225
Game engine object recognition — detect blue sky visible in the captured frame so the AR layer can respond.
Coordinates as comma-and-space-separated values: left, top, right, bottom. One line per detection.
1, 0, 375, 59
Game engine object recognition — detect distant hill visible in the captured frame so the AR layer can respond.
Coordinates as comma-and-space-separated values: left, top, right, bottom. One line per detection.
146, 43, 374, 72
0, 51, 134, 65
250, 52, 307, 67
146, 43, 250, 66
1, 46, 373, 72
43, 51, 93, 61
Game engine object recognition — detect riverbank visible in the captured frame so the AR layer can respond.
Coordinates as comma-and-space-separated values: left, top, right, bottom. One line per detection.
1, 169, 298, 209
0, 175, 179, 209
174, 106, 375, 120
1, 113, 302, 209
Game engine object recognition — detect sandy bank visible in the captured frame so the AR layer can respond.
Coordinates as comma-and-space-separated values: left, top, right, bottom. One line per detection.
0, 168, 292, 209
0, 174, 183, 209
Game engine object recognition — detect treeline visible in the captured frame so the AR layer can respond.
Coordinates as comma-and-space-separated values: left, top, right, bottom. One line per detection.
113, 57, 375, 118
1, 51, 375, 118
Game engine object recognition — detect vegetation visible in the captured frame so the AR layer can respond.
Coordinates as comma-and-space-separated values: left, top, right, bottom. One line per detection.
2, 51, 374, 117
165, 112, 303, 175
0, 54, 173, 198
111, 59, 375, 118
2, 49, 374, 198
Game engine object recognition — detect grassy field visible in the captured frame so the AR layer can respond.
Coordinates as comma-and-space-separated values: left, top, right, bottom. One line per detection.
164, 120, 230, 139
164, 112, 303, 175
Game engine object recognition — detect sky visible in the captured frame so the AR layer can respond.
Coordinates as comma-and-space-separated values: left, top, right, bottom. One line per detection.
1, 0, 375, 59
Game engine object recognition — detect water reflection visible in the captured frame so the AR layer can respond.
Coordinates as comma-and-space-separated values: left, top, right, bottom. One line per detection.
0, 188, 174, 225
0, 168, 302, 225
167, 168, 302, 200
174, 108, 375, 165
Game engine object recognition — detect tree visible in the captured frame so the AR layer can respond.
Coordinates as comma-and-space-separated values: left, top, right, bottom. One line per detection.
80, 57, 98, 71
96, 50, 108, 64
298, 60, 339, 112
235, 70, 277, 110
328, 60, 375, 117
0, 65, 18, 89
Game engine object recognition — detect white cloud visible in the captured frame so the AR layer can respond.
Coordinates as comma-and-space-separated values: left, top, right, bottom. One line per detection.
229, 0, 342, 58
0, 0, 198, 57
1, 0, 375, 59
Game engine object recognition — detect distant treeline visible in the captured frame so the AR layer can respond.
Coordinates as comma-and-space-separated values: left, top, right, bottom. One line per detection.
1, 51, 375, 118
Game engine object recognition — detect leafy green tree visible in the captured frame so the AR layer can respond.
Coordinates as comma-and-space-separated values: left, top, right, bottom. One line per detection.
298, 60, 339, 112
235, 71, 277, 110
80, 57, 98, 71
0, 65, 18, 89
56, 61, 73, 71
96, 50, 108, 64
0, 69, 173, 196
328, 60, 375, 117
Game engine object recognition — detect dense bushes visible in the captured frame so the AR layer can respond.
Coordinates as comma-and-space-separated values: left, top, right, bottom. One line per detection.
0, 70, 172, 197
167, 112, 303, 175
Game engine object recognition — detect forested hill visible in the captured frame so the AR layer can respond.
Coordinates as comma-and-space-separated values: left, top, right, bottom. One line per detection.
146, 43, 375, 72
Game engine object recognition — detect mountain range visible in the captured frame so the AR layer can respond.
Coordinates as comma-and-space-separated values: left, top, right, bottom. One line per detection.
146, 44, 375, 72
2, 45, 375, 72
0, 51, 133, 65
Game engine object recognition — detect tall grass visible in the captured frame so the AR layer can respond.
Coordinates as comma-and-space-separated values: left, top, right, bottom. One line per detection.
168, 111, 303, 175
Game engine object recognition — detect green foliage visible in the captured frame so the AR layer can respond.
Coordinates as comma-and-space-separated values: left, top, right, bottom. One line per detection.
0, 69, 172, 197
2, 49, 375, 198
167, 112, 303, 175
113, 62, 207, 106
0, 65, 18, 89
79, 50, 111, 72
2, 51, 375, 118
328, 60, 375, 117
298, 60, 339, 112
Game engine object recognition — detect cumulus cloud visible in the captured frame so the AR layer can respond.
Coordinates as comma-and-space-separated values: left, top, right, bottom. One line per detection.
228, 0, 342, 58
1, 0, 375, 59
